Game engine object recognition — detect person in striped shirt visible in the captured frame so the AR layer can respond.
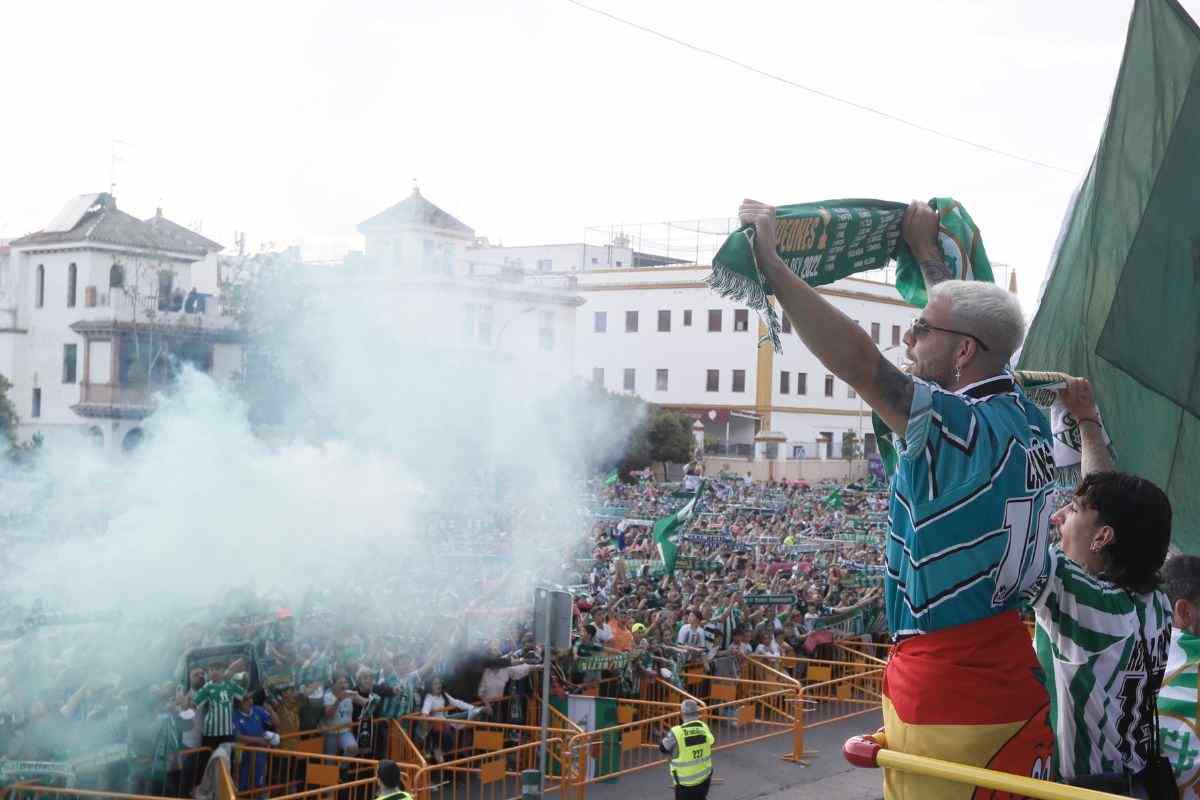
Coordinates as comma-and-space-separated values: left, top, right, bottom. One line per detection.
1157, 554, 1200, 792
190, 664, 246, 783
1031, 377, 1173, 796
739, 198, 1058, 798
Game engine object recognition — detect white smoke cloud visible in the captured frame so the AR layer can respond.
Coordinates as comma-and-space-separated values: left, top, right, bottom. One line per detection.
0, 259, 641, 700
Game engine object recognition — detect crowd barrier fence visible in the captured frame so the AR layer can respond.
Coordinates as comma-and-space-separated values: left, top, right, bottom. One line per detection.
7, 648, 896, 800
228, 745, 412, 800
409, 738, 569, 800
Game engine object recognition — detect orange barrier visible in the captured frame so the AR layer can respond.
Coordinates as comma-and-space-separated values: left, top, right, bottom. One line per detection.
217, 758, 237, 800
832, 637, 893, 665
228, 745, 418, 800
410, 738, 569, 800
562, 705, 684, 800
749, 653, 883, 730
399, 714, 579, 770
268, 778, 377, 800
5, 652, 888, 800
4, 786, 189, 800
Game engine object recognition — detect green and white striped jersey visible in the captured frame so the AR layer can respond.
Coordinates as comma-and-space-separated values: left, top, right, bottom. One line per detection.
1158, 628, 1200, 787
193, 680, 245, 738
1032, 545, 1172, 780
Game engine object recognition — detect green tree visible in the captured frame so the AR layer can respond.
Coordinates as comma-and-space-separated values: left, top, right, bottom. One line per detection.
220, 248, 317, 429
0, 374, 18, 449
647, 410, 696, 473
0, 375, 43, 466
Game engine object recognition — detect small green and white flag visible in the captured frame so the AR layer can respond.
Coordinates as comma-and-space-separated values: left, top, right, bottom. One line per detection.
551, 695, 620, 779
604, 469, 619, 486
825, 486, 844, 510
653, 480, 704, 575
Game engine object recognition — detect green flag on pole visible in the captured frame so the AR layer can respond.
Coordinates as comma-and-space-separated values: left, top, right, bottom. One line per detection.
653, 480, 704, 575
604, 469, 619, 486
1019, 0, 1200, 553
825, 487, 844, 509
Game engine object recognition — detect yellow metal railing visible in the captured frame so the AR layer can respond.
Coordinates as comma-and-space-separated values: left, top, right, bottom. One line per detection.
843, 734, 1131, 800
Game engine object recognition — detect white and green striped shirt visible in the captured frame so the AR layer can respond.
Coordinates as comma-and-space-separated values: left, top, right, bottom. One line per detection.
1157, 628, 1200, 786
193, 680, 245, 738
1032, 546, 1172, 780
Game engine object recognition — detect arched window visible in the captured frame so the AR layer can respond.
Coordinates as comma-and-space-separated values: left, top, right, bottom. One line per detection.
109, 263, 125, 289
122, 427, 144, 453
35, 264, 45, 308
67, 263, 77, 308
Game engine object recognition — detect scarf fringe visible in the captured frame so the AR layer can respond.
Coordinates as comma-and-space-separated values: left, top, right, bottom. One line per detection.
708, 259, 784, 353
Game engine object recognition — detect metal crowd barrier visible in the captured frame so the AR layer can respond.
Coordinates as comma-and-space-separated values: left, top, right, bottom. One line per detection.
5, 649, 894, 800
409, 738, 569, 800
229, 745, 406, 800
843, 734, 1131, 800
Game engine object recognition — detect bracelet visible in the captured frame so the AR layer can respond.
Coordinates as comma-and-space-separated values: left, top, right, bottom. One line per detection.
1076, 417, 1102, 429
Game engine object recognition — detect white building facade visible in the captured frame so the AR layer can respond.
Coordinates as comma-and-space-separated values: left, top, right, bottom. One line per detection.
0, 193, 240, 451
346, 188, 583, 378
569, 264, 925, 477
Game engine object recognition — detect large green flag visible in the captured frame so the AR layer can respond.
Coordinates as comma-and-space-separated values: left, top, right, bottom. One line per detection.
603, 469, 619, 486
1019, 0, 1200, 553
653, 480, 704, 575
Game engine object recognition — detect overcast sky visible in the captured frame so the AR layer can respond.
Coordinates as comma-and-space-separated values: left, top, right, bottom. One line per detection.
3, 0, 1196, 311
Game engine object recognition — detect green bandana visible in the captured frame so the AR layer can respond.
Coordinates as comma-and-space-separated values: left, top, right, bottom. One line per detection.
709, 198, 992, 350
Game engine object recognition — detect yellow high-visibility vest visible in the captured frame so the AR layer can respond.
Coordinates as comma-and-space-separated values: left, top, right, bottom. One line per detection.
377, 790, 412, 800
669, 719, 714, 786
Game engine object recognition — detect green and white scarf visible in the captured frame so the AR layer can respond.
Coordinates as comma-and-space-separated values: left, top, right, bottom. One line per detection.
709, 198, 991, 351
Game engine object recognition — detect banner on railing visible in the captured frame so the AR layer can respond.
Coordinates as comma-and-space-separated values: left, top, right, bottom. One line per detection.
590, 506, 630, 519
575, 652, 634, 672
745, 593, 798, 607
811, 611, 866, 635
673, 556, 723, 573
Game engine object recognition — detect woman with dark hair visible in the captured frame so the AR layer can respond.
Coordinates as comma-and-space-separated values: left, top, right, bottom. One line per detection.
1032, 378, 1174, 797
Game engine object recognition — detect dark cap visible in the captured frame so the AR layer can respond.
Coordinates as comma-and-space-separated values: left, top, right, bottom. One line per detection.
377, 760, 402, 789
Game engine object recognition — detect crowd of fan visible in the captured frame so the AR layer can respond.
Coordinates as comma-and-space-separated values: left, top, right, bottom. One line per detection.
0, 474, 888, 796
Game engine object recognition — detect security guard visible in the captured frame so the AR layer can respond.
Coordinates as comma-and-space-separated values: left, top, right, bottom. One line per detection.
660, 699, 714, 799
375, 760, 412, 800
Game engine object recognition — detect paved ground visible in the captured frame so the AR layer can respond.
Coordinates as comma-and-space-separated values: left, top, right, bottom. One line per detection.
585, 710, 884, 800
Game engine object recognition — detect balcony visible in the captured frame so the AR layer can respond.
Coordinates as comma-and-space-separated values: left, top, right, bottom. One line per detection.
704, 442, 754, 458
72, 291, 241, 342
72, 383, 163, 419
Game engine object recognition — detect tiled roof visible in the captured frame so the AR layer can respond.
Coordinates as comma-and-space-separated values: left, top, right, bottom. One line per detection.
9, 194, 208, 257
143, 211, 224, 253
358, 187, 475, 236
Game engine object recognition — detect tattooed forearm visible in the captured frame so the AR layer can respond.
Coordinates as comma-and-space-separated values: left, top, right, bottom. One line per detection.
919, 258, 955, 286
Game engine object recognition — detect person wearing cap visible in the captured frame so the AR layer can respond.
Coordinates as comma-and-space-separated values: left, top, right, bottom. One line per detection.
374, 759, 412, 800
660, 699, 714, 799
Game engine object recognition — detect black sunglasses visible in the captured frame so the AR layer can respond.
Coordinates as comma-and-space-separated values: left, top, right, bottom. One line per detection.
910, 318, 990, 352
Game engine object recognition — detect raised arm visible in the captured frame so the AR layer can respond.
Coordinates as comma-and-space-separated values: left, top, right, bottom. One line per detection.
741, 200, 943, 436
1057, 377, 1115, 477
